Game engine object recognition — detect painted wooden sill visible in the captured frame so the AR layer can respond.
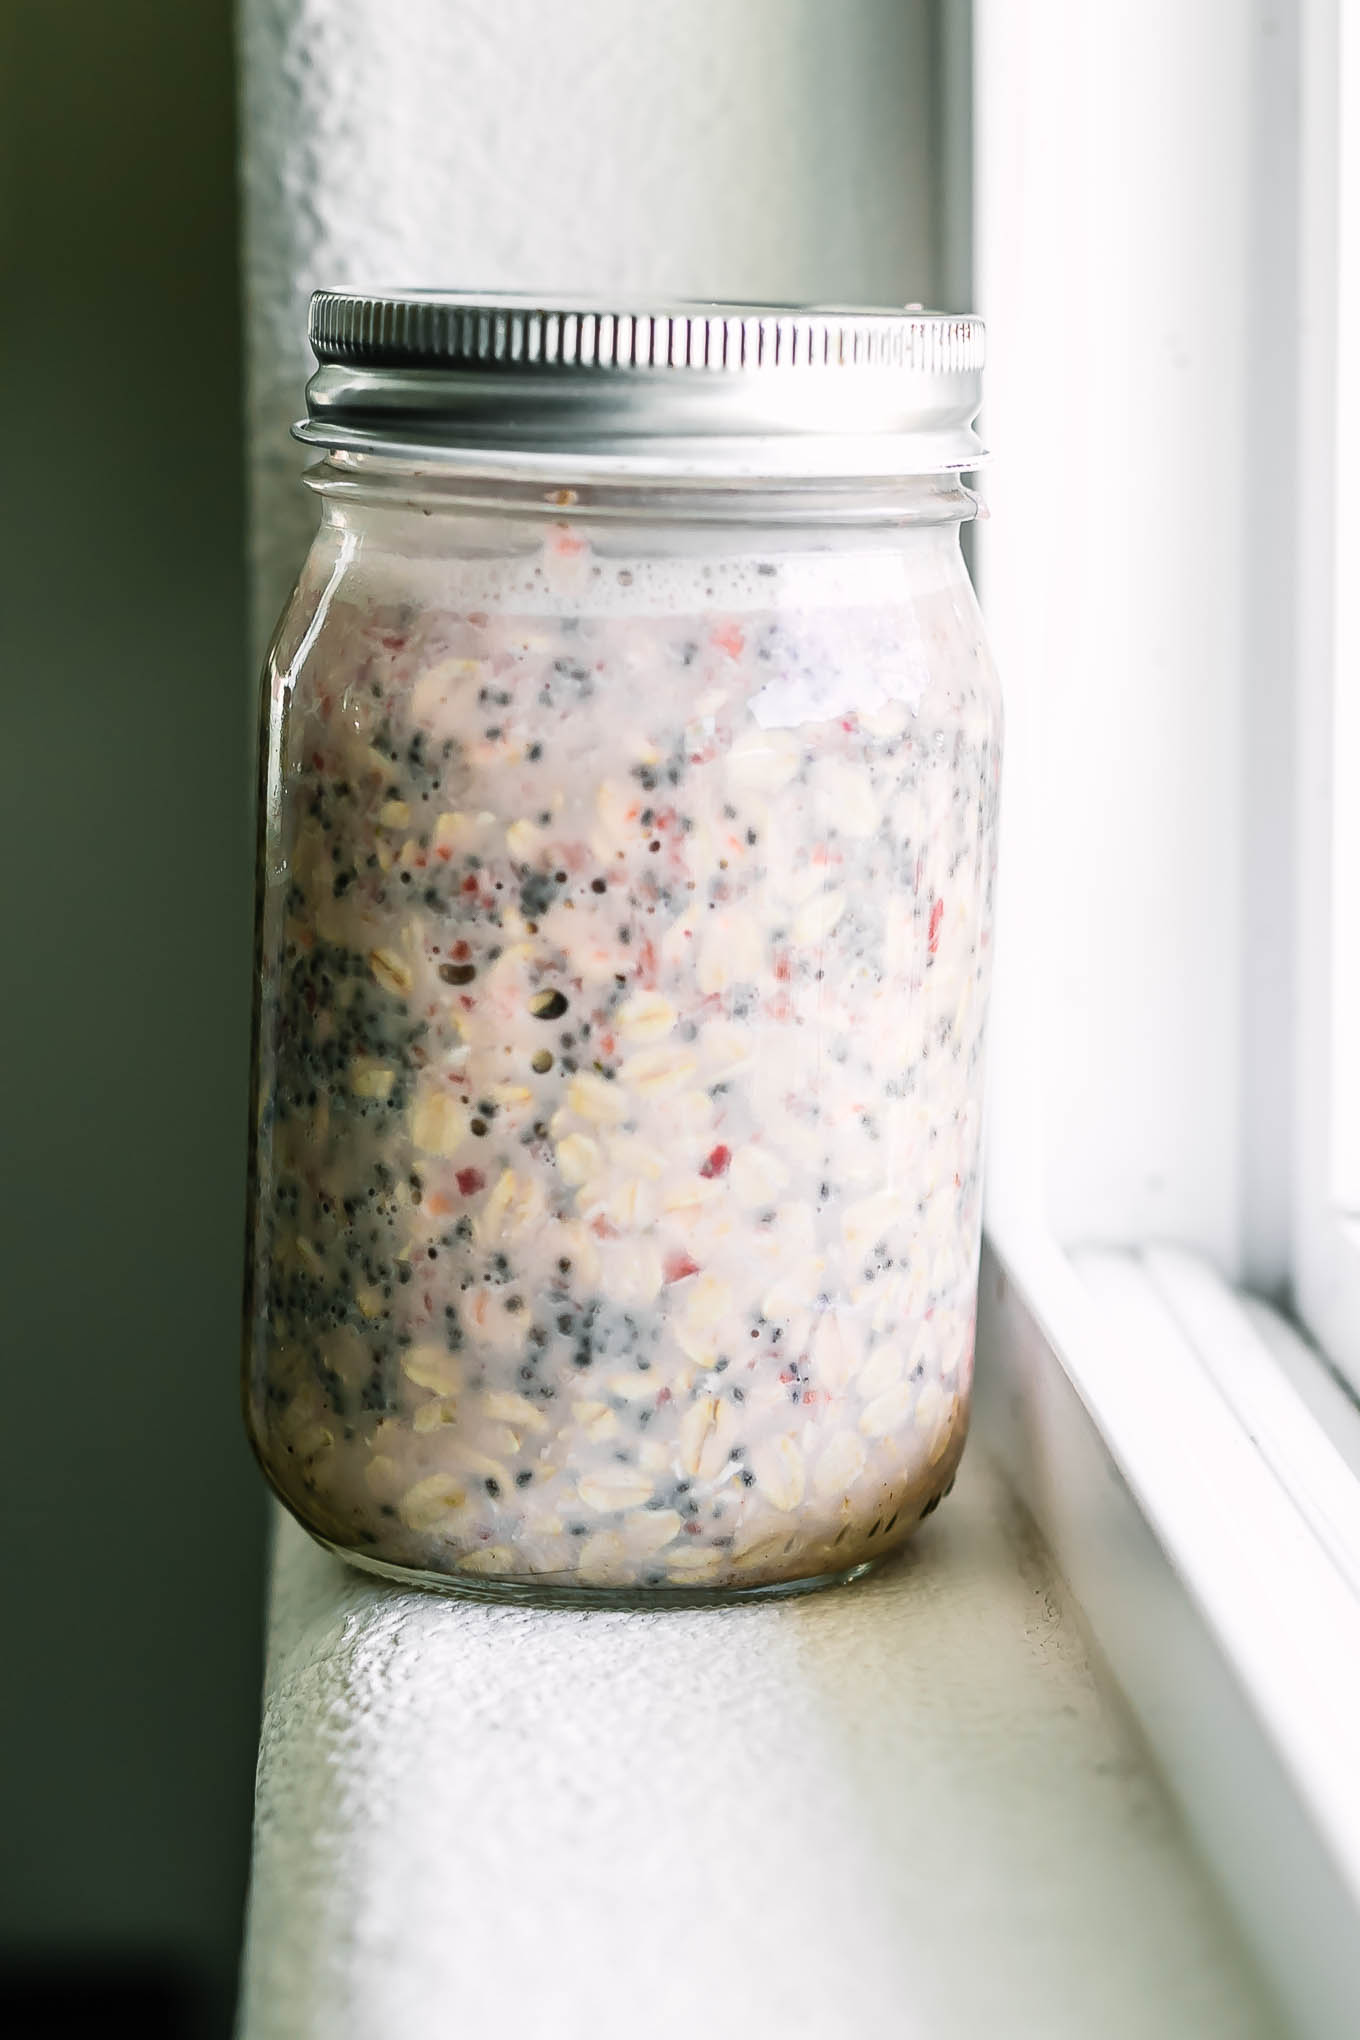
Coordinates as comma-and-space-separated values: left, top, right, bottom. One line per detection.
237, 1451, 1271, 2040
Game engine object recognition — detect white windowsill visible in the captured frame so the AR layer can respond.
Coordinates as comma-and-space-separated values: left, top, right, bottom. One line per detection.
237, 1449, 1275, 2040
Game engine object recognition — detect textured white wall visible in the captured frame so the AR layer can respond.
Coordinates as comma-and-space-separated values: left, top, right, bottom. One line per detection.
239, 0, 947, 650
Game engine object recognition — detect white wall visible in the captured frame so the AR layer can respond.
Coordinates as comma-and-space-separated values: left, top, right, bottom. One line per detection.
238, 0, 952, 648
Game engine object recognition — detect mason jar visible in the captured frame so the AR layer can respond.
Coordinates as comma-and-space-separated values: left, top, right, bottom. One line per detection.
244, 292, 1001, 1604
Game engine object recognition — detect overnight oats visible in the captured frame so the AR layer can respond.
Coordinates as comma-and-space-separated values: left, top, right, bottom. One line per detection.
243, 292, 1001, 1603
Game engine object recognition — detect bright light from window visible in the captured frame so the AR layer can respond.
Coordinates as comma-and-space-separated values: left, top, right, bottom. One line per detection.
1333, 2, 1360, 1213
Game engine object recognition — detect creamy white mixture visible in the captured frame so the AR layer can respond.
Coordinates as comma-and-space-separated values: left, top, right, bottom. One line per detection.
245, 509, 1001, 1595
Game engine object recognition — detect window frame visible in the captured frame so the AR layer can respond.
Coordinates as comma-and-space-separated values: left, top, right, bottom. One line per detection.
971, 2, 1360, 2029
1293, 0, 1360, 1386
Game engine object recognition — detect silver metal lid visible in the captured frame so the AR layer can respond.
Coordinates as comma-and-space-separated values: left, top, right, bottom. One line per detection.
297, 290, 986, 479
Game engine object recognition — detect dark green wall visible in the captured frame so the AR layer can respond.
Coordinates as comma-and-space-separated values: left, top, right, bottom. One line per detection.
0, 5, 265, 2032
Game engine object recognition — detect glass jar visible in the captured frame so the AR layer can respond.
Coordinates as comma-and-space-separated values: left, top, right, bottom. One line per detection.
245, 293, 1001, 1604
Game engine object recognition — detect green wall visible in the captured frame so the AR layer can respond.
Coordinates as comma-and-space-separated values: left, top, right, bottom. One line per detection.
0, 5, 265, 2031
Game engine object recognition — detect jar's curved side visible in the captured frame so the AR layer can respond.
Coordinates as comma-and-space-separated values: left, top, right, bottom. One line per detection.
242, 529, 355, 1539
242, 488, 1001, 1596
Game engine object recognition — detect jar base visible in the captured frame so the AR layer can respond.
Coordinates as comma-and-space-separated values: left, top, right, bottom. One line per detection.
317, 1537, 886, 1609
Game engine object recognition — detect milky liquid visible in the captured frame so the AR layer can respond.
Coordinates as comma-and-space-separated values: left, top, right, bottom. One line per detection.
244, 506, 1001, 1592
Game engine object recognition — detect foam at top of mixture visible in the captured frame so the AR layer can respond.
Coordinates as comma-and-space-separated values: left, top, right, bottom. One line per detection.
321, 515, 968, 623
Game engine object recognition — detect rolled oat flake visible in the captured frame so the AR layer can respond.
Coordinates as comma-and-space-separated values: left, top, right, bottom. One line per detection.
244, 290, 1000, 1604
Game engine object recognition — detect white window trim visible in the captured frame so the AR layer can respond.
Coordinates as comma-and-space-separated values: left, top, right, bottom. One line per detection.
1294, 0, 1360, 1383
973, 3, 1360, 2031
976, 1234, 1360, 2040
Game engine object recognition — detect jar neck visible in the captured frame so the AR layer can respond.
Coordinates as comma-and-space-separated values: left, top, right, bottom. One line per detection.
305, 452, 978, 532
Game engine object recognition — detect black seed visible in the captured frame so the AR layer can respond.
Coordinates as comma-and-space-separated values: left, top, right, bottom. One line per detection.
531, 1049, 553, 1074
439, 962, 476, 985
530, 989, 569, 1020
470, 1118, 488, 1137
